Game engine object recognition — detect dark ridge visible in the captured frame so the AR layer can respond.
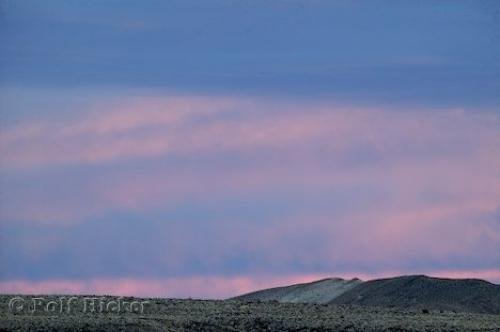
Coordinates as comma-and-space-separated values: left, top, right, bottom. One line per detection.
330, 275, 500, 314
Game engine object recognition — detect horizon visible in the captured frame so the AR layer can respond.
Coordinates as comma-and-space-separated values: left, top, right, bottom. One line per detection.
1, 0, 499, 299
1, 273, 498, 300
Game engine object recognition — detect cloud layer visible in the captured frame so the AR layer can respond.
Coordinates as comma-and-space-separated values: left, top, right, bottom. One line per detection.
1, 92, 499, 297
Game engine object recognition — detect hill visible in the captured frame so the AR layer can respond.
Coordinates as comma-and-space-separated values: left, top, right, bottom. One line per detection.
330, 275, 500, 314
232, 277, 362, 304
234, 275, 500, 314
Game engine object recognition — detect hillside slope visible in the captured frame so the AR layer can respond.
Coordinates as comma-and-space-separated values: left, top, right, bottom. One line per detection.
330, 275, 500, 314
232, 277, 362, 304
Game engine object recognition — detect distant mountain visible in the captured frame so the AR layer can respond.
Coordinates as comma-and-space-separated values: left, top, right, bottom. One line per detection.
232, 277, 362, 304
233, 275, 500, 314
331, 275, 500, 314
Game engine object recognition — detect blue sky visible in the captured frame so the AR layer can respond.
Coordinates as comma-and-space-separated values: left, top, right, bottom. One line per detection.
2, 0, 499, 105
0, 0, 499, 298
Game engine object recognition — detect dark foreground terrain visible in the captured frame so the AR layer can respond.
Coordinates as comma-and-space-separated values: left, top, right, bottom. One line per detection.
1, 295, 500, 332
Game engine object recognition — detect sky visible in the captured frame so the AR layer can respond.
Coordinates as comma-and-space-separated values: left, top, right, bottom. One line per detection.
0, 0, 499, 298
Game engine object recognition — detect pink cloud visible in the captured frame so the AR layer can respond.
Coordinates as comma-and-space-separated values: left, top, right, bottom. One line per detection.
1, 99, 498, 227
3, 95, 497, 170
0, 95, 242, 168
1, 95, 498, 284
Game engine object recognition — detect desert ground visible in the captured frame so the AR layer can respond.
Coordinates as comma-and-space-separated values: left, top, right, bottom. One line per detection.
1, 295, 500, 332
